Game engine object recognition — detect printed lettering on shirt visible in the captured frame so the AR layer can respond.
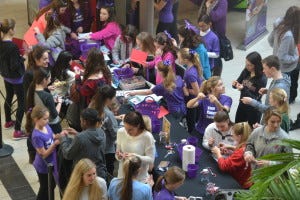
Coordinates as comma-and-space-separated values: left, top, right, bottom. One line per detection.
206, 106, 216, 119
45, 138, 53, 149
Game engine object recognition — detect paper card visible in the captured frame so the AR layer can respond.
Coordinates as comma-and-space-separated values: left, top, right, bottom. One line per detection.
130, 49, 148, 65
158, 106, 169, 119
78, 32, 91, 40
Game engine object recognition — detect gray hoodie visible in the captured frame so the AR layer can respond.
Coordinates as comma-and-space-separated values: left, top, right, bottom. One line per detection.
60, 128, 107, 179
36, 26, 71, 61
265, 73, 291, 105
268, 17, 299, 73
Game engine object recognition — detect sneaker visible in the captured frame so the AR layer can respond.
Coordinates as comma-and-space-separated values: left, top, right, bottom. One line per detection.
12, 130, 28, 141
4, 121, 15, 129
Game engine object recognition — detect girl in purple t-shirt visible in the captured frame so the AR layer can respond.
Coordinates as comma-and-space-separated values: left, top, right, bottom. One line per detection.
187, 76, 232, 137
177, 47, 203, 133
128, 60, 186, 119
27, 105, 61, 200
153, 166, 186, 200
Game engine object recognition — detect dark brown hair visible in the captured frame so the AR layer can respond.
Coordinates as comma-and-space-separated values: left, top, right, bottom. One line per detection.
262, 55, 280, 70
154, 166, 185, 192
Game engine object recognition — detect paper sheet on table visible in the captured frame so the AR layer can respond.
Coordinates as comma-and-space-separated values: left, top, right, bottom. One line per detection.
78, 32, 91, 40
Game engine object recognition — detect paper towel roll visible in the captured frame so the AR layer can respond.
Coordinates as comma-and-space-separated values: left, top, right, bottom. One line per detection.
182, 145, 195, 171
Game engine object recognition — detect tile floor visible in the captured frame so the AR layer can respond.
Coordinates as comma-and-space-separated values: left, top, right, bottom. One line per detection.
0, 0, 300, 199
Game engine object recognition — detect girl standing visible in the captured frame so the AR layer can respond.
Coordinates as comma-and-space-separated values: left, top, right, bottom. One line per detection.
154, 0, 177, 39
75, 48, 112, 106
26, 67, 63, 134
128, 60, 186, 120
178, 21, 211, 80
89, 85, 119, 176
26, 105, 60, 200
177, 48, 203, 133
108, 156, 153, 200
198, 14, 220, 75
187, 76, 232, 138
34, 11, 71, 62
146, 31, 177, 84
241, 88, 290, 133
62, 158, 107, 200
153, 166, 187, 200
0, 18, 26, 139
211, 122, 252, 189
232, 52, 267, 126
89, 6, 121, 51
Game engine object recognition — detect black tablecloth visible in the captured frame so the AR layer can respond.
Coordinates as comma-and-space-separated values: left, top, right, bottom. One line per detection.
119, 104, 241, 198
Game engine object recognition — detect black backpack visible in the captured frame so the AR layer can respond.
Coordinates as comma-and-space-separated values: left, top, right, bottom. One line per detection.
219, 35, 234, 61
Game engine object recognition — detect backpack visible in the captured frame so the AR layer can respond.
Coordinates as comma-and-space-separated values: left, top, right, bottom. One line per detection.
219, 35, 234, 61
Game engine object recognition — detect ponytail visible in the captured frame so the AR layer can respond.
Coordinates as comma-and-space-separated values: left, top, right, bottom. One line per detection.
157, 61, 176, 92
119, 156, 141, 200
190, 50, 203, 79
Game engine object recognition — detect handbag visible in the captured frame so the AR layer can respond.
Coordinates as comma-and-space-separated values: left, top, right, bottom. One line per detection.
134, 96, 161, 133
219, 35, 233, 61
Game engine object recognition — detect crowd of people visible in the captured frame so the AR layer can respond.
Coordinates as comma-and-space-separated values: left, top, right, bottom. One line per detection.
0, 0, 299, 199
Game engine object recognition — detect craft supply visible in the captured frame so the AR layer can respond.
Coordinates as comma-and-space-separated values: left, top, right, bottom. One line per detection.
187, 164, 199, 178
200, 168, 210, 183
182, 145, 195, 171
181, 139, 187, 144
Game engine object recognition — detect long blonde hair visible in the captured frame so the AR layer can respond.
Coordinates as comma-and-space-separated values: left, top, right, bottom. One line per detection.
200, 76, 221, 95
270, 88, 289, 114
63, 159, 103, 200
157, 61, 176, 92
178, 48, 203, 78
232, 122, 251, 149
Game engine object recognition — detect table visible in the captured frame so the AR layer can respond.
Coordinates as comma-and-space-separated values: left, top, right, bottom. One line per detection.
120, 104, 241, 198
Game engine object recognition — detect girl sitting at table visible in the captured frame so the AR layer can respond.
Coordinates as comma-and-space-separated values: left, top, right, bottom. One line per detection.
128, 60, 186, 120
177, 48, 203, 134
75, 48, 112, 106
116, 111, 155, 183
202, 111, 235, 153
187, 76, 232, 139
112, 24, 138, 65
211, 122, 253, 189
108, 155, 153, 200
88, 6, 121, 51
144, 31, 177, 84
153, 166, 187, 200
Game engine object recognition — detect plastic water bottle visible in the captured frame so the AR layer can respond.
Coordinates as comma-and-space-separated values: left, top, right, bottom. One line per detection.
200, 168, 210, 183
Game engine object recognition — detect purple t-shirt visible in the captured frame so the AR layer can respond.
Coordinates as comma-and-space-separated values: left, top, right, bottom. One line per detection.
183, 65, 203, 98
196, 94, 232, 134
72, 8, 84, 32
159, 0, 174, 23
202, 30, 220, 69
153, 183, 174, 200
32, 124, 56, 174
152, 76, 186, 115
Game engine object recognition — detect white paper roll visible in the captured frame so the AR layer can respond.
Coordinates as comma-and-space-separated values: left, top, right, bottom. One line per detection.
182, 145, 195, 171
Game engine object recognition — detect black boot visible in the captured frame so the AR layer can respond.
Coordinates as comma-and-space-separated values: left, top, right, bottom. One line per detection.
28, 150, 36, 164
290, 113, 300, 131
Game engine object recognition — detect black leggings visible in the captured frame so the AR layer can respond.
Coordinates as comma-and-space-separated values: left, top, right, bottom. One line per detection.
4, 80, 25, 131
36, 172, 56, 200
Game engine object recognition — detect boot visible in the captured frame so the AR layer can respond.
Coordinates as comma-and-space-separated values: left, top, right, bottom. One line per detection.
28, 150, 36, 164
290, 113, 300, 131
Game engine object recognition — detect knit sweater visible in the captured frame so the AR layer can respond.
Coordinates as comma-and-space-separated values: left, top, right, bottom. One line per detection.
268, 17, 299, 73
116, 127, 155, 182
